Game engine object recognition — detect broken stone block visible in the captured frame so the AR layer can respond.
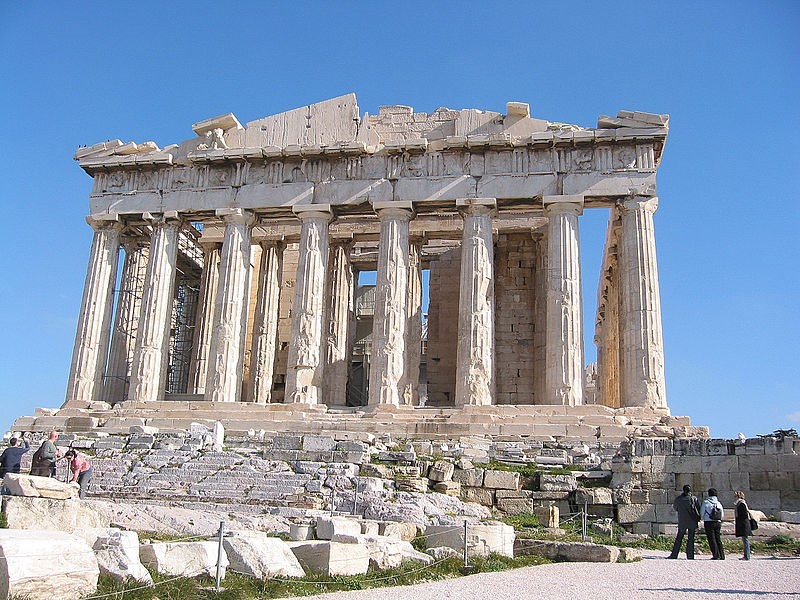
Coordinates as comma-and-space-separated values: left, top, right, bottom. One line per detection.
483, 470, 520, 490
514, 539, 621, 562
288, 541, 369, 576
3, 473, 78, 500
423, 521, 514, 558
302, 435, 336, 452
315, 516, 362, 540
433, 481, 461, 496
0, 529, 99, 600
83, 528, 152, 584
289, 522, 316, 541
331, 533, 433, 569
379, 521, 418, 541
140, 540, 227, 578
461, 486, 495, 506
2, 497, 110, 533
395, 477, 429, 493
428, 460, 455, 482
453, 468, 485, 487
535, 504, 560, 528
539, 473, 578, 492
223, 530, 305, 578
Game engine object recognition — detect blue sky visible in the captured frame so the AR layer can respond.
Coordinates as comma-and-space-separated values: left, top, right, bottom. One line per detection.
0, 1, 797, 439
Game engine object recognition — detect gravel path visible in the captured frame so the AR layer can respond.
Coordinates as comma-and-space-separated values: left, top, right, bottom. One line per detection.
300, 551, 800, 600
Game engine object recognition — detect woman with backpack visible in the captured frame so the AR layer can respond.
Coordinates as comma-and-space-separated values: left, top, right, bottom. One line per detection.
701, 487, 725, 560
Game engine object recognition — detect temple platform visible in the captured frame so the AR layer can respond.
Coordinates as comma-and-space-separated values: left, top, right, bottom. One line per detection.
13, 402, 707, 442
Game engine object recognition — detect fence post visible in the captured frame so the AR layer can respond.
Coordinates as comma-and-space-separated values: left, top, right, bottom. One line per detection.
582, 501, 588, 541
215, 520, 225, 592
463, 520, 469, 568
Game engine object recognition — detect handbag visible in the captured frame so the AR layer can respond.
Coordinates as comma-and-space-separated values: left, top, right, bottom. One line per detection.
749, 514, 759, 530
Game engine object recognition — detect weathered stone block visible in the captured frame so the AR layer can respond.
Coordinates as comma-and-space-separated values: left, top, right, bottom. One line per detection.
778, 454, 800, 472
288, 541, 369, 576
0, 529, 99, 600
223, 530, 305, 578
303, 435, 336, 452
574, 487, 613, 505
379, 521, 417, 541
514, 539, 620, 562
749, 472, 770, 491
424, 522, 514, 558
539, 474, 577, 492
2, 497, 110, 532
83, 528, 152, 584
315, 516, 362, 540
738, 455, 778, 472
432, 481, 461, 496
453, 468, 484, 487
140, 541, 226, 578
483, 470, 520, 490
616, 503, 656, 524
3, 473, 78, 500
395, 477, 429, 493
461, 486, 495, 506
428, 460, 455, 482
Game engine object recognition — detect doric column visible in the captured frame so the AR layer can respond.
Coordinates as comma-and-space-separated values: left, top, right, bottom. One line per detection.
532, 232, 548, 405
323, 241, 354, 406
249, 240, 284, 403
206, 208, 255, 403
188, 241, 221, 394
128, 212, 181, 403
102, 238, 148, 404
64, 216, 122, 408
544, 195, 585, 406
369, 202, 413, 406
285, 206, 332, 404
618, 196, 667, 409
596, 213, 622, 408
455, 198, 496, 406
403, 238, 424, 405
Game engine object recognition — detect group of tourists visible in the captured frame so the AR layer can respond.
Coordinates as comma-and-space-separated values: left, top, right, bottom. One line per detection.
0, 431, 93, 498
669, 484, 755, 560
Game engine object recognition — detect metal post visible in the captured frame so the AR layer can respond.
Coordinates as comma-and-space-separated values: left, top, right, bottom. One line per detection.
215, 520, 224, 592
463, 520, 469, 568
582, 501, 588, 541
353, 486, 359, 515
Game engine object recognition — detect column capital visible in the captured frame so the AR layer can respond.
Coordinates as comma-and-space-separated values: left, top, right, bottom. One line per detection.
457, 197, 496, 217
621, 195, 659, 214
293, 204, 333, 221
85, 213, 121, 231
142, 210, 182, 227
216, 207, 256, 227
199, 240, 222, 253
373, 200, 413, 220
543, 195, 584, 216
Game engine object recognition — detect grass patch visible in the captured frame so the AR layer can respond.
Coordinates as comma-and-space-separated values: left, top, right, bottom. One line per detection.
93, 553, 551, 599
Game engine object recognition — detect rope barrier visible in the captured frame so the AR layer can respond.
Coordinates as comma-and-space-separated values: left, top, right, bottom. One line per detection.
80, 566, 209, 600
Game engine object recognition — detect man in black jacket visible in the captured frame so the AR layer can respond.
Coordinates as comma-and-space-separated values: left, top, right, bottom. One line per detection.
668, 484, 701, 559
0, 435, 31, 492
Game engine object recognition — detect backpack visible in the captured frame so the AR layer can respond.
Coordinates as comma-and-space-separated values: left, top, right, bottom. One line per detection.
710, 504, 723, 521
688, 496, 701, 521
29, 445, 49, 477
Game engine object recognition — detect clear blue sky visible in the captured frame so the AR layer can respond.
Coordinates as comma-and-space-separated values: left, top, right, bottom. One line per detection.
1, 1, 797, 439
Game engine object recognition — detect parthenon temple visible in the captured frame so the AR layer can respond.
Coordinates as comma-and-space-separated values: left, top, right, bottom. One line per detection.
53, 94, 685, 439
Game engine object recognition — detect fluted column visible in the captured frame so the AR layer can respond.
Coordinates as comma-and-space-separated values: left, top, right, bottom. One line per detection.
188, 241, 221, 394
285, 206, 332, 404
102, 239, 148, 404
455, 198, 496, 406
403, 239, 423, 405
323, 241, 354, 406
128, 213, 181, 403
64, 216, 122, 408
206, 208, 255, 403
619, 196, 667, 409
544, 195, 584, 406
369, 202, 413, 406
249, 241, 284, 403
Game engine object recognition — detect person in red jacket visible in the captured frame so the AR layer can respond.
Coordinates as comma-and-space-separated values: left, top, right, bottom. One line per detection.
64, 449, 93, 499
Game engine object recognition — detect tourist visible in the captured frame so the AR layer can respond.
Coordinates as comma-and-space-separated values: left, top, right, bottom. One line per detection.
734, 490, 753, 560
701, 487, 725, 559
0, 434, 31, 492
668, 484, 701, 559
64, 449, 93, 499
32, 431, 61, 477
